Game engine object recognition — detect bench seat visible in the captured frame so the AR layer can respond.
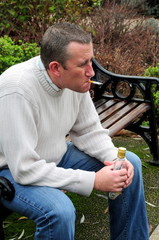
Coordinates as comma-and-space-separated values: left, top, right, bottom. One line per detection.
95, 98, 150, 137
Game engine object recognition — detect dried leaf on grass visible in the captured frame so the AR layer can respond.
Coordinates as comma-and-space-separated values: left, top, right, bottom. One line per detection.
8, 229, 25, 240
18, 216, 28, 221
95, 193, 108, 200
145, 201, 156, 207
104, 207, 109, 214
144, 148, 149, 151
18, 229, 25, 239
80, 214, 85, 224
3, 221, 13, 229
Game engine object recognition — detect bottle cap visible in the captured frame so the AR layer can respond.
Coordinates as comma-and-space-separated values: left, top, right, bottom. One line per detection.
117, 147, 126, 159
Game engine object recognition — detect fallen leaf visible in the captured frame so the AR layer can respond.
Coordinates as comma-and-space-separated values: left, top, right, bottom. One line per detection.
18, 216, 28, 221
95, 193, 108, 200
104, 207, 109, 214
18, 229, 25, 239
145, 201, 156, 207
80, 214, 85, 224
3, 221, 13, 229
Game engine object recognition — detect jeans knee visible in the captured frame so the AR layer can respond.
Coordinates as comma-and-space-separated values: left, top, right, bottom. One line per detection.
35, 198, 76, 239
54, 201, 76, 224
126, 151, 142, 169
125, 151, 144, 188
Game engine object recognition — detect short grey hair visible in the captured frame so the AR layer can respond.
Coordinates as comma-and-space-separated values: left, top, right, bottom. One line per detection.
40, 22, 92, 69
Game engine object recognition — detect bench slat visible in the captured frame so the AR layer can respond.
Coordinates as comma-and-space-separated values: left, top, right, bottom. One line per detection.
96, 99, 120, 114
95, 99, 115, 112
99, 102, 137, 127
94, 98, 107, 108
108, 103, 150, 137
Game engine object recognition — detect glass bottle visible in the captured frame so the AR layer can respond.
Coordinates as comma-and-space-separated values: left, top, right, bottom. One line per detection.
109, 147, 126, 200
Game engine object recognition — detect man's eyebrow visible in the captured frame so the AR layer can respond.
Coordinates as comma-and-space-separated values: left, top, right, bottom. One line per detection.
79, 60, 88, 66
78, 57, 94, 66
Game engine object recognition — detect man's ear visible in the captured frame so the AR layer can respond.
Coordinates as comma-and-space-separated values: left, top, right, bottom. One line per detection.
49, 61, 61, 77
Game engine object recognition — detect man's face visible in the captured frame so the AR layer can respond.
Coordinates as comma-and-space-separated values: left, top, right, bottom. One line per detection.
56, 41, 95, 93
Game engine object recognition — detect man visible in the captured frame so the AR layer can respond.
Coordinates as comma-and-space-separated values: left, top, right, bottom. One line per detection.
0, 22, 149, 239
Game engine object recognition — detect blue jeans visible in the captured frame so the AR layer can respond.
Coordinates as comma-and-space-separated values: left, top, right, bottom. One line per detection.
0, 142, 149, 240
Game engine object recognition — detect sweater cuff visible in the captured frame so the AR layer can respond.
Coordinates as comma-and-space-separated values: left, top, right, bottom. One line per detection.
75, 171, 95, 197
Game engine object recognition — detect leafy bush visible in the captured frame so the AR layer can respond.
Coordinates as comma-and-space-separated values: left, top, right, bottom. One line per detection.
82, 2, 159, 76
0, 0, 102, 43
144, 63, 159, 123
146, 0, 159, 6
120, 0, 159, 17
154, 90, 159, 125
141, 18, 159, 34
145, 63, 159, 78
0, 35, 40, 74
80, 1, 159, 124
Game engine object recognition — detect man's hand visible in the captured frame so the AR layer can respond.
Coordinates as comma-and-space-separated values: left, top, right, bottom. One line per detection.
121, 159, 134, 188
94, 160, 134, 192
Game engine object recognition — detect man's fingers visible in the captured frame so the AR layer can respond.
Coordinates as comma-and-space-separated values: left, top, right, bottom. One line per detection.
104, 161, 115, 166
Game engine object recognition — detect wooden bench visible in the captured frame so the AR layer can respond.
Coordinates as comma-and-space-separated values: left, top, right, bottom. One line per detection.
0, 59, 159, 238
92, 59, 159, 165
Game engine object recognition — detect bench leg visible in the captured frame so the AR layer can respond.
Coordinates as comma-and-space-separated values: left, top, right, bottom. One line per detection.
0, 204, 6, 240
0, 204, 13, 240
0, 221, 5, 240
0, 176, 15, 239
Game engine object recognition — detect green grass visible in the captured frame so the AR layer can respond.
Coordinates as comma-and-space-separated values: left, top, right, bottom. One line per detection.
3, 135, 159, 240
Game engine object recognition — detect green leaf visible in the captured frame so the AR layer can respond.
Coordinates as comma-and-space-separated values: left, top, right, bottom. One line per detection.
18, 15, 26, 21
8, 9, 16, 16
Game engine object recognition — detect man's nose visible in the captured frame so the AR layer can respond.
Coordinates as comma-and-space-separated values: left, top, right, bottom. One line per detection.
86, 64, 95, 78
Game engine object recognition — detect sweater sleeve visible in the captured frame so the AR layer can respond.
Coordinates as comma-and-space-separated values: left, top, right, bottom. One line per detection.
0, 92, 95, 196
69, 92, 118, 162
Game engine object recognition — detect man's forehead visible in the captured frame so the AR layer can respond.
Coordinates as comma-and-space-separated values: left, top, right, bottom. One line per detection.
67, 41, 93, 56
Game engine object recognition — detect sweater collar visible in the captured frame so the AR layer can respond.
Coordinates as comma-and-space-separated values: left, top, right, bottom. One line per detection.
36, 56, 62, 94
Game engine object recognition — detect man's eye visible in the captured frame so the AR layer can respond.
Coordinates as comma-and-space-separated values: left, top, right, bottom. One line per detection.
79, 62, 87, 67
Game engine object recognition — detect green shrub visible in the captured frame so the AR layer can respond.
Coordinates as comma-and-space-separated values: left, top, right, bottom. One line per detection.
145, 0, 159, 16
118, 0, 159, 17
0, 0, 102, 43
154, 91, 159, 109
144, 63, 159, 78
0, 35, 40, 74
144, 63, 159, 123
154, 90, 159, 126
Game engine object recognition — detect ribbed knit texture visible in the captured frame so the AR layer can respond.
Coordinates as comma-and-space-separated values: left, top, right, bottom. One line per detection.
0, 56, 117, 196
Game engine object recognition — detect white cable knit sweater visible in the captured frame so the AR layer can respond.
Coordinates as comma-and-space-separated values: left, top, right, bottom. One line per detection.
0, 56, 117, 196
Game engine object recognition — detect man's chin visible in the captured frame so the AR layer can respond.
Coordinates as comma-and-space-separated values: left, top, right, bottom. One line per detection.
77, 88, 89, 93
68, 84, 90, 93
